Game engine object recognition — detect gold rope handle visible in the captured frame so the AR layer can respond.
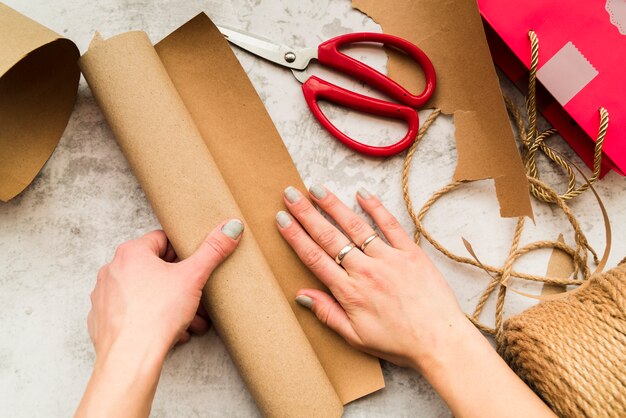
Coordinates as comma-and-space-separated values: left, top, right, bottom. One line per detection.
401, 30, 611, 341
521, 31, 609, 203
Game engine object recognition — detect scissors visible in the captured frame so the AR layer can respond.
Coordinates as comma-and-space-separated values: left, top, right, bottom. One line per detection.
217, 25, 436, 157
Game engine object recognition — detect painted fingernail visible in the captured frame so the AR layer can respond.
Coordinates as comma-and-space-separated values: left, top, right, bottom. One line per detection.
221, 219, 244, 239
357, 187, 372, 199
295, 295, 313, 309
309, 184, 327, 200
284, 186, 301, 203
276, 211, 292, 228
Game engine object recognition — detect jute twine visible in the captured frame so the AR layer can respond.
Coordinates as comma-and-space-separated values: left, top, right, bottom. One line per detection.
401, 31, 625, 416
501, 262, 626, 417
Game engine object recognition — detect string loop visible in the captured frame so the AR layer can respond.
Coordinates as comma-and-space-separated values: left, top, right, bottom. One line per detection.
401, 30, 610, 342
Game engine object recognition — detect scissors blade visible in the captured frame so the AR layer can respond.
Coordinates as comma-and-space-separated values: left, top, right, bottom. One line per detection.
217, 25, 317, 71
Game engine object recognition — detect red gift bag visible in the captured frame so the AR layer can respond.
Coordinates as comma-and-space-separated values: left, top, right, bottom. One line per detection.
479, 0, 625, 176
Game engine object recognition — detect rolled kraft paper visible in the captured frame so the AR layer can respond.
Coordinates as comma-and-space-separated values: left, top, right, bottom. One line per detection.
155, 13, 384, 404
79, 32, 342, 417
0, 3, 80, 201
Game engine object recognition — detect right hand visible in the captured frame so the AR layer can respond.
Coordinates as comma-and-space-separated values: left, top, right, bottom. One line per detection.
276, 185, 472, 370
88, 219, 244, 360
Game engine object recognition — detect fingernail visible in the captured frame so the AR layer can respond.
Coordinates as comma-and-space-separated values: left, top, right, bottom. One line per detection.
295, 295, 313, 309
309, 184, 327, 200
276, 211, 292, 228
221, 219, 244, 239
284, 186, 301, 203
357, 187, 372, 199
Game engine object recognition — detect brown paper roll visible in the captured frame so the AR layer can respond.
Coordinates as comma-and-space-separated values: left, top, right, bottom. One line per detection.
154, 14, 384, 405
0, 3, 79, 201
79, 31, 343, 417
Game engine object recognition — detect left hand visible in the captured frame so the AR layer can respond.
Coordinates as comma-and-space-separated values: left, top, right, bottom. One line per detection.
275, 185, 467, 369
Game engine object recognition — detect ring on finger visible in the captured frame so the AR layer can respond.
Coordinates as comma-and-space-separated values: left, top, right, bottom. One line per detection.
359, 233, 379, 252
334, 243, 356, 265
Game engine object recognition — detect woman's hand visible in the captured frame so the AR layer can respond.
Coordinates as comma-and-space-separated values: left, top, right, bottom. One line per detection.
276, 185, 555, 418
276, 185, 467, 370
76, 219, 244, 418
89, 219, 244, 355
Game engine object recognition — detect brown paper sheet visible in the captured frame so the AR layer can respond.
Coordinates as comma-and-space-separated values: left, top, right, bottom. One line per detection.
79, 13, 383, 417
352, 0, 533, 219
541, 234, 574, 297
0, 2, 79, 201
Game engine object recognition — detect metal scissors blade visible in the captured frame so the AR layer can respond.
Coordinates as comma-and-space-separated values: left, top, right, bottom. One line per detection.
217, 25, 317, 71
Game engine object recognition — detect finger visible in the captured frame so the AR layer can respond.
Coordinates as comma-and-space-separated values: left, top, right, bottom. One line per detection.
188, 314, 210, 335
308, 184, 390, 257
133, 230, 169, 257
295, 289, 361, 347
356, 188, 415, 250
283, 186, 366, 269
196, 303, 210, 321
162, 241, 178, 263
276, 211, 349, 293
179, 219, 244, 286
176, 331, 191, 346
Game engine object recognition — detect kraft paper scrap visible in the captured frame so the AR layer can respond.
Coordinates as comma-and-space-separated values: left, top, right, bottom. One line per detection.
0, 2, 79, 201
79, 13, 383, 417
353, 0, 533, 219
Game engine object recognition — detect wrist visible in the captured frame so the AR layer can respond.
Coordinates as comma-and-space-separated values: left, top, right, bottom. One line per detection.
409, 314, 483, 378
95, 330, 168, 377
408, 317, 555, 418
78, 332, 167, 418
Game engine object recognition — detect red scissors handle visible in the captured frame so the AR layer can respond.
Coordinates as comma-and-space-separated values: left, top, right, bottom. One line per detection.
302, 76, 419, 157
317, 32, 436, 107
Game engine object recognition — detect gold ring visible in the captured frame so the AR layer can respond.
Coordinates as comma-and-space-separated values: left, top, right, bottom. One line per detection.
334, 243, 356, 265
360, 233, 379, 252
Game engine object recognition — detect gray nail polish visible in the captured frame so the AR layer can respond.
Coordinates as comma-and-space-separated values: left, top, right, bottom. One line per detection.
221, 219, 244, 239
295, 295, 313, 309
357, 187, 372, 199
309, 184, 327, 200
276, 211, 292, 228
284, 186, 301, 203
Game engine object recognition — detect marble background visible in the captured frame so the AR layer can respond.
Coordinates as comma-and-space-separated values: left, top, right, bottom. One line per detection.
1, 0, 624, 417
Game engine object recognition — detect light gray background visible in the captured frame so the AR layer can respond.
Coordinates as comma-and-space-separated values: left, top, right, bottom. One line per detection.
1, 1, 624, 417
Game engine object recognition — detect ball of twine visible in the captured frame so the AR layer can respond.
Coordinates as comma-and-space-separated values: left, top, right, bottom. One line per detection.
500, 262, 626, 417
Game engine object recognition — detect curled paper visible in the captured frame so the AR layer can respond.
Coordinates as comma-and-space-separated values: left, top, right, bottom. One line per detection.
0, 3, 80, 201
80, 14, 383, 417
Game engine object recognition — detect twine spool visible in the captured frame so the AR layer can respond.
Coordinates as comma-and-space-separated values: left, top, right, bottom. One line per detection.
500, 263, 626, 418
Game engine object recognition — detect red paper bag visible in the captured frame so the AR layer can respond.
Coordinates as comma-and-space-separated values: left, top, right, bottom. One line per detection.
479, 0, 625, 176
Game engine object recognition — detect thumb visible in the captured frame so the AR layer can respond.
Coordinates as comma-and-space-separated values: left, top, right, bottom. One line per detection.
180, 219, 244, 286
295, 289, 361, 347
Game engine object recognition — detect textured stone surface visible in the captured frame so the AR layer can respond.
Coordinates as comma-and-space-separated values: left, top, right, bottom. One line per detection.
1, 1, 624, 416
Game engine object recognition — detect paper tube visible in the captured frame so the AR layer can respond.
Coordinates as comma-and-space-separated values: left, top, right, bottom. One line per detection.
0, 3, 80, 201
79, 31, 342, 417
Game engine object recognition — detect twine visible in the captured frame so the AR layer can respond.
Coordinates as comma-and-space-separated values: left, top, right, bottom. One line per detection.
401, 31, 624, 415
402, 30, 610, 340
500, 264, 626, 417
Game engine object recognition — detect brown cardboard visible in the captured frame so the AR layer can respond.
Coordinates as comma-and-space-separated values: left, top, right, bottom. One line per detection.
352, 0, 533, 219
79, 13, 383, 417
0, 2, 79, 201
154, 14, 384, 404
